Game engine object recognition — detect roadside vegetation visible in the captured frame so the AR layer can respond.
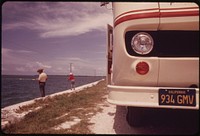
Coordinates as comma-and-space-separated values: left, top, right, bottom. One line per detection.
3, 80, 107, 134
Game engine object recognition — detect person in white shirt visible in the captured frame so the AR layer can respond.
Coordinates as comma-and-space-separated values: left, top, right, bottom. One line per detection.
37, 69, 48, 97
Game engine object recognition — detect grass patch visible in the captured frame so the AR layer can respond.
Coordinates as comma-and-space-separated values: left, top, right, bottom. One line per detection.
3, 80, 107, 134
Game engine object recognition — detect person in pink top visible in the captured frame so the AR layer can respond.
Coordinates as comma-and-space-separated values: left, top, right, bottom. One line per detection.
68, 72, 75, 90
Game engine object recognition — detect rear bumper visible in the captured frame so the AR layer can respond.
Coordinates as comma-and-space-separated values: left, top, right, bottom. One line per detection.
107, 85, 199, 110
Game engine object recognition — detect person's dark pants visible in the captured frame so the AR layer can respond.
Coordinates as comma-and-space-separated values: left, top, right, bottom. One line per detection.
39, 82, 46, 97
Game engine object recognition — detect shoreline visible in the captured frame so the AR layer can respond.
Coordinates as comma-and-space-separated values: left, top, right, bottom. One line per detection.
2, 75, 105, 108
1, 79, 104, 130
2, 79, 104, 110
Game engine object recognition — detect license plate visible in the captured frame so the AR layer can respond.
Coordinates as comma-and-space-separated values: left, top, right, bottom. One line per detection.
159, 89, 196, 106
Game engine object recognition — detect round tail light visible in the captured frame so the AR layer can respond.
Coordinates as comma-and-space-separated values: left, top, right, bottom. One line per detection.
136, 62, 149, 75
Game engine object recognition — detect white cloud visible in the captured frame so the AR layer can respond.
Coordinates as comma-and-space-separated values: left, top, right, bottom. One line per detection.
2, 48, 52, 74
2, 48, 36, 65
36, 61, 52, 69
16, 67, 26, 72
2, 22, 33, 31
2, 2, 113, 38
2, 48, 35, 54
39, 12, 112, 38
2, 2, 109, 76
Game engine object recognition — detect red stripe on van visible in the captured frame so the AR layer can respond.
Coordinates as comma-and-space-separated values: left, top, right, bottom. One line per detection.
114, 12, 160, 27
160, 10, 199, 17
114, 8, 159, 22
114, 10, 199, 27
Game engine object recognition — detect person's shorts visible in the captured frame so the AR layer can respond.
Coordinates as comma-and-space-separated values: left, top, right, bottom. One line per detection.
71, 80, 75, 84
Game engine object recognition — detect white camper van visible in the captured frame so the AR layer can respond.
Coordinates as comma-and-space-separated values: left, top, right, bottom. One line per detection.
103, 2, 199, 126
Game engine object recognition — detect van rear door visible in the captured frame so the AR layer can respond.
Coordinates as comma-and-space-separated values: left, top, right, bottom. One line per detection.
107, 24, 113, 85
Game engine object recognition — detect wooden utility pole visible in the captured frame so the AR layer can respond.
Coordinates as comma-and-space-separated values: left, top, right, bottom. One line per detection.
94, 69, 96, 76
70, 63, 73, 73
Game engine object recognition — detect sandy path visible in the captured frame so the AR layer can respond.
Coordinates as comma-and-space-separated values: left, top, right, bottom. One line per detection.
89, 100, 198, 135
89, 101, 116, 134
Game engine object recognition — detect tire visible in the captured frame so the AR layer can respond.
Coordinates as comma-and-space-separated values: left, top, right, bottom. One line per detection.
126, 107, 143, 127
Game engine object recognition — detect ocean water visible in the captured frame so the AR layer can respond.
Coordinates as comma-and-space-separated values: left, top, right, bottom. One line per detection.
1, 75, 105, 108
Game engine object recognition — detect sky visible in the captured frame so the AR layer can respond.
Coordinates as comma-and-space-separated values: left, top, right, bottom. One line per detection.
1, 1, 113, 76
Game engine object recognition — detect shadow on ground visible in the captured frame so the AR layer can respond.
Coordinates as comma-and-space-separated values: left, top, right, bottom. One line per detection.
113, 106, 199, 135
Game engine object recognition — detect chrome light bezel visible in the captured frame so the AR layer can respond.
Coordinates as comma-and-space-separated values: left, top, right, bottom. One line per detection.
131, 32, 154, 55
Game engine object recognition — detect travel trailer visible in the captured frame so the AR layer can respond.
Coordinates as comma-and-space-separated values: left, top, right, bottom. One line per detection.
102, 2, 199, 126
